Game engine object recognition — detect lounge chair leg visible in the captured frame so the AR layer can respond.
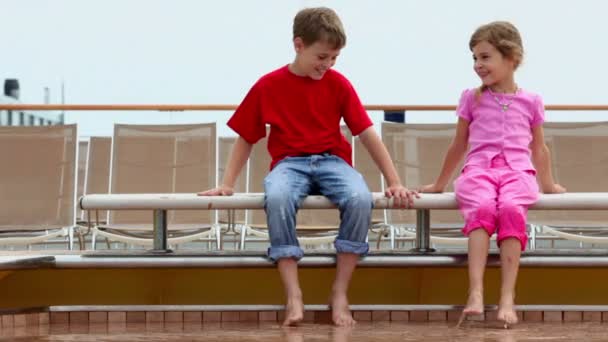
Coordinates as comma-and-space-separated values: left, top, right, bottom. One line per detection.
240, 226, 247, 251
68, 227, 74, 250
91, 231, 97, 250
216, 224, 222, 250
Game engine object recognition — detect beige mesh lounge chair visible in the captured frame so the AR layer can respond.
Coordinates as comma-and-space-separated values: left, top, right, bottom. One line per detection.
382, 122, 470, 249
0, 125, 78, 249
76, 140, 88, 223
528, 121, 608, 248
91, 123, 220, 249
217, 136, 248, 249
353, 137, 392, 249
81, 136, 112, 224
77, 137, 112, 248
240, 126, 353, 249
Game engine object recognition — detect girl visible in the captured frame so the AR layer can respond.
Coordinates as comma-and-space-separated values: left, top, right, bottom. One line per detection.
420, 21, 565, 327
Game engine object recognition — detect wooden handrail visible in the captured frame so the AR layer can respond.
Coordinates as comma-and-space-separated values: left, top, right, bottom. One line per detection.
1, 104, 608, 111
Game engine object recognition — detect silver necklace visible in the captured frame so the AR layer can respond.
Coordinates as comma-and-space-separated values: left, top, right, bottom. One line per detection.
488, 87, 517, 112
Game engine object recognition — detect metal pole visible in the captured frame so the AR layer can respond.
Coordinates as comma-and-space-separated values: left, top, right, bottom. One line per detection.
152, 209, 171, 253
413, 209, 435, 253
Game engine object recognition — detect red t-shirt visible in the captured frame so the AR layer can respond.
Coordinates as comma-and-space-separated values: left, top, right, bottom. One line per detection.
228, 65, 373, 169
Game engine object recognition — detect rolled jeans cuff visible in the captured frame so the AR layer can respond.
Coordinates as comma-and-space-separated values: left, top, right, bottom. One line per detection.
267, 245, 304, 262
334, 239, 369, 255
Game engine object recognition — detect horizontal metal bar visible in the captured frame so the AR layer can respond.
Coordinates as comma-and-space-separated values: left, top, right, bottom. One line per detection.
46, 304, 608, 312
4, 254, 608, 270
2, 104, 608, 111
80, 192, 608, 211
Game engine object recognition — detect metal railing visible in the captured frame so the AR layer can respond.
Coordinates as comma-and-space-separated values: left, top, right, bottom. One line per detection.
79, 192, 608, 253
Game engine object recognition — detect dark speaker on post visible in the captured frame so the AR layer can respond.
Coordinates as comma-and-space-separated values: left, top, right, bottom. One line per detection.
4, 79, 20, 99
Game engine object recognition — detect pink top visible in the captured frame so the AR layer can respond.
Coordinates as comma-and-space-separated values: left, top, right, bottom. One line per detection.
457, 88, 545, 172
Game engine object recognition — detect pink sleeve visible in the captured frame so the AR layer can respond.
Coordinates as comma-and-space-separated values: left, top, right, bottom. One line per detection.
530, 95, 545, 127
456, 89, 473, 122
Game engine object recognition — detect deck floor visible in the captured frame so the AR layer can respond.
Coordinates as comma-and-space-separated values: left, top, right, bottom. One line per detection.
1, 322, 608, 341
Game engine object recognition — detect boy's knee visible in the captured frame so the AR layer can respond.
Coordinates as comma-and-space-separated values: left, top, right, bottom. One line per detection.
265, 189, 297, 211
341, 190, 373, 212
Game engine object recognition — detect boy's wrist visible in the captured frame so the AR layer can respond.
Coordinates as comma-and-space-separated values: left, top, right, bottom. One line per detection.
386, 181, 403, 188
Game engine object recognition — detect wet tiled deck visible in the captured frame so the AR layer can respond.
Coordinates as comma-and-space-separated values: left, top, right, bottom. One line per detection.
1, 322, 608, 341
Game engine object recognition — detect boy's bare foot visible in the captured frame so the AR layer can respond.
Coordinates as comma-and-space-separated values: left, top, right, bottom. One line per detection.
330, 292, 356, 327
456, 289, 484, 328
283, 295, 304, 327
497, 295, 518, 329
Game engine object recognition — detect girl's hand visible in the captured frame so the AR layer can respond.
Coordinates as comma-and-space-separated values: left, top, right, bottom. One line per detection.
197, 185, 234, 196
385, 184, 419, 208
544, 183, 566, 194
418, 183, 445, 193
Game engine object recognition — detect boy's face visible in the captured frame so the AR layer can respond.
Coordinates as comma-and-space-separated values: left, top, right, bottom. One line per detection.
293, 37, 341, 80
472, 40, 515, 88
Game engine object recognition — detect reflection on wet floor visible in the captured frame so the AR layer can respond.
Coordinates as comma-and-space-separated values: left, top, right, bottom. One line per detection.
1, 322, 607, 341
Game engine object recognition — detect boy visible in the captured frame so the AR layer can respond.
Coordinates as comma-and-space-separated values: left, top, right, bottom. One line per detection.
199, 7, 416, 326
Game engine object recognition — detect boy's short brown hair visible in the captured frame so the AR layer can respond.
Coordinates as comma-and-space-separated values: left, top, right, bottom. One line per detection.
293, 7, 346, 49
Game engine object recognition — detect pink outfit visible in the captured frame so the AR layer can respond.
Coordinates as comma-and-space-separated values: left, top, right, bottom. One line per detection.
454, 88, 544, 250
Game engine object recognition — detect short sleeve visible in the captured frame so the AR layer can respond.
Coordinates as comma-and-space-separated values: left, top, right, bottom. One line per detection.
456, 89, 473, 122
227, 82, 267, 144
340, 77, 373, 136
530, 95, 545, 127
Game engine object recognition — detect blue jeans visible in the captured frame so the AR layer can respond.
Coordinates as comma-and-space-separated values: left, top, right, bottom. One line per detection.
263, 154, 372, 261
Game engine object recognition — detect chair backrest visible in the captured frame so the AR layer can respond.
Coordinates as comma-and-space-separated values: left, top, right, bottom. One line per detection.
248, 126, 352, 228
382, 122, 463, 226
218, 136, 247, 223
82, 136, 112, 221
528, 121, 608, 226
77, 140, 89, 220
353, 137, 384, 223
108, 123, 216, 226
0, 125, 77, 230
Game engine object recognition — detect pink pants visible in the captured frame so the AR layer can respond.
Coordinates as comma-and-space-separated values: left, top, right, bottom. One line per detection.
454, 155, 539, 251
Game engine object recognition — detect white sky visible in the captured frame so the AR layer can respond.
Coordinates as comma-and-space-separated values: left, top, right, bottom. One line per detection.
2, 0, 607, 136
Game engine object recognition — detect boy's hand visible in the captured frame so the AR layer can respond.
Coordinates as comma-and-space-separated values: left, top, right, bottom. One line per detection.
385, 184, 419, 208
543, 183, 566, 194
197, 185, 234, 196
418, 183, 445, 193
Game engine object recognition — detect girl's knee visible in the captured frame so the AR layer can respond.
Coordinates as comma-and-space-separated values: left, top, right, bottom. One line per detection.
498, 204, 527, 235
497, 234, 527, 251
462, 202, 497, 235
498, 203, 524, 218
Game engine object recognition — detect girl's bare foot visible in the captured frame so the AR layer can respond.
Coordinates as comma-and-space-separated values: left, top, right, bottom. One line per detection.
497, 295, 518, 329
457, 289, 484, 327
283, 295, 304, 326
330, 292, 356, 327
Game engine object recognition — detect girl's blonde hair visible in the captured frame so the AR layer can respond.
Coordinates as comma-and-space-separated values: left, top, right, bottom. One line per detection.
470, 21, 523, 97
